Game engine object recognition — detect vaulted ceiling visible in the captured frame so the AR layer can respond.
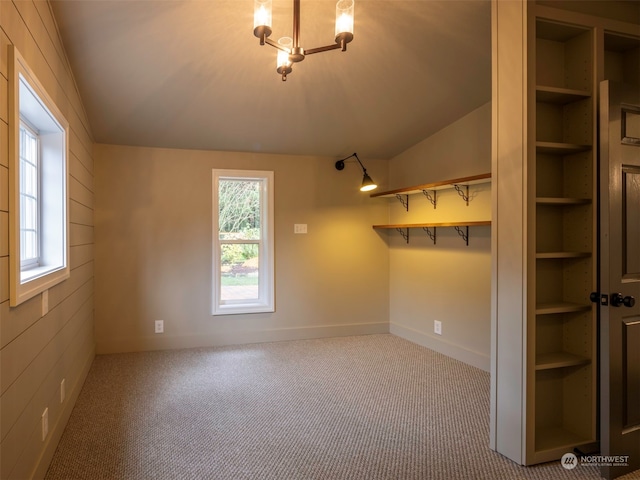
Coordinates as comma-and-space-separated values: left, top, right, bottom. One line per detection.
50, 0, 492, 160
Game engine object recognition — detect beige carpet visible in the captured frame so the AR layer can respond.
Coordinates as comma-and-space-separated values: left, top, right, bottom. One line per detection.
45, 334, 636, 479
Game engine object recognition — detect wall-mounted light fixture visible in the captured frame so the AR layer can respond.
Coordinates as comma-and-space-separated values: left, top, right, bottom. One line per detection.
335, 153, 377, 192
253, 0, 355, 81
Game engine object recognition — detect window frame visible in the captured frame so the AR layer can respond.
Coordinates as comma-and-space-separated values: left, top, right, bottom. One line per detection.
8, 46, 70, 307
212, 169, 274, 315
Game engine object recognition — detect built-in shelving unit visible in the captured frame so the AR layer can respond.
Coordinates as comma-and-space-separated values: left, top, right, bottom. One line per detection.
493, 1, 640, 469
529, 14, 597, 465
370, 174, 491, 244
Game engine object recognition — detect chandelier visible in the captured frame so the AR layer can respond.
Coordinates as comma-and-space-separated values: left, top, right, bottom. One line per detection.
253, 0, 355, 81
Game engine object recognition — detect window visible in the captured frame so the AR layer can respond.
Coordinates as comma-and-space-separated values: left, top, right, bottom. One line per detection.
9, 46, 69, 306
212, 170, 274, 315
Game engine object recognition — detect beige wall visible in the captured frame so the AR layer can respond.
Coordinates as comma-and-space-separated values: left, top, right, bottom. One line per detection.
0, 1, 95, 479
386, 102, 492, 371
93, 145, 389, 353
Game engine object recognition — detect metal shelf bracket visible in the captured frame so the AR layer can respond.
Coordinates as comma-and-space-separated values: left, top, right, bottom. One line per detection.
423, 226, 436, 244
422, 189, 437, 209
395, 194, 409, 211
453, 184, 470, 205
395, 227, 409, 243
454, 226, 469, 246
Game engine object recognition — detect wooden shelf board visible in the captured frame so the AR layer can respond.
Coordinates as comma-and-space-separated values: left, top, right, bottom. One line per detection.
536, 85, 591, 104
373, 221, 491, 230
535, 142, 591, 154
536, 252, 591, 259
536, 197, 591, 205
535, 427, 594, 455
370, 173, 491, 198
536, 302, 591, 315
535, 352, 591, 370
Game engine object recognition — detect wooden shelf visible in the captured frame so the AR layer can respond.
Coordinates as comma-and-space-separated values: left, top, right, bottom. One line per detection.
536, 86, 591, 104
370, 173, 491, 198
535, 427, 593, 454
372, 221, 491, 229
536, 352, 590, 370
373, 221, 490, 245
535, 142, 591, 155
536, 302, 591, 315
536, 197, 591, 205
536, 252, 591, 259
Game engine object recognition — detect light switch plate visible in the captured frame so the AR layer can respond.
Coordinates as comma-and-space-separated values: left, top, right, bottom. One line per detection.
294, 224, 307, 234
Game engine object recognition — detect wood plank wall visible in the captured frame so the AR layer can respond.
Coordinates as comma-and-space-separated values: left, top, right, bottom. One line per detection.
0, 1, 95, 478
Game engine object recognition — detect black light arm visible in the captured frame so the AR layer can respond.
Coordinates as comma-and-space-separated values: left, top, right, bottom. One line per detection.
335, 153, 377, 192
335, 152, 364, 171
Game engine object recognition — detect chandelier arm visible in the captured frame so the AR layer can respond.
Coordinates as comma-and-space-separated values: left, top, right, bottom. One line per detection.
293, 0, 301, 48
263, 37, 292, 53
304, 43, 343, 55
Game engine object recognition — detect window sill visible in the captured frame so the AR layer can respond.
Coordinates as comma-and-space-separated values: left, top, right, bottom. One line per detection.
21, 264, 65, 283
213, 303, 275, 316
11, 264, 69, 307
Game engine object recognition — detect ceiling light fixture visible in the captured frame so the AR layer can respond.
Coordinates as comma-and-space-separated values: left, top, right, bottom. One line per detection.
253, 0, 355, 81
335, 153, 377, 192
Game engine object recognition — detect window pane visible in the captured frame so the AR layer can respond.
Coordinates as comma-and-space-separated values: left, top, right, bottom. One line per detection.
21, 196, 37, 229
19, 124, 39, 265
220, 243, 259, 301
21, 230, 38, 262
218, 179, 261, 241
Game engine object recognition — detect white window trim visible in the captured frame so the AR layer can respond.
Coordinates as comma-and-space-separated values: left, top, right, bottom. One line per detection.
8, 46, 70, 306
212, 169, 274, 315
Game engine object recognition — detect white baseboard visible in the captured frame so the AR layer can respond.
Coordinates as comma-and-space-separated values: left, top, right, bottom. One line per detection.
96, 322, 390, 354
390, 322, 489, 372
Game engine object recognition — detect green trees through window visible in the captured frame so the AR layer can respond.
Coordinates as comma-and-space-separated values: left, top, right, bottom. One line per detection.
218, 180, 260, 240
219, 180, 261, 294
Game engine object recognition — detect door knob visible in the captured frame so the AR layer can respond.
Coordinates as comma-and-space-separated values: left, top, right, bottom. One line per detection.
611, 293, 624, 307
611, 293, 636, 308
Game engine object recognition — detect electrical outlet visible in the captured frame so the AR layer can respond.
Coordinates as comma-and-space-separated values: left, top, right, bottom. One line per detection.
42, 408, 49, 441
60, 379, 66, 403
155, 320, 164, 334
434, 320, 442, 335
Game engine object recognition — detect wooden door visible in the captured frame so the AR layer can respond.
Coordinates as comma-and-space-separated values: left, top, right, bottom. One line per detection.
599, 80, 640, 479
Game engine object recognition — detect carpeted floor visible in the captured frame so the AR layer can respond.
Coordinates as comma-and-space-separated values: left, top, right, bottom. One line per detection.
45, 334, 637, 479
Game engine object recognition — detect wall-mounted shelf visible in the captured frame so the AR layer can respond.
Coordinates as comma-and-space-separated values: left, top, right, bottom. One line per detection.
370, 173, 491, 209
373, 221, 491, 245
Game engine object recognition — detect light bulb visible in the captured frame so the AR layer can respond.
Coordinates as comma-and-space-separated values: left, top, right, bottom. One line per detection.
254, 0, 272, 29
335, 0, 354, 38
